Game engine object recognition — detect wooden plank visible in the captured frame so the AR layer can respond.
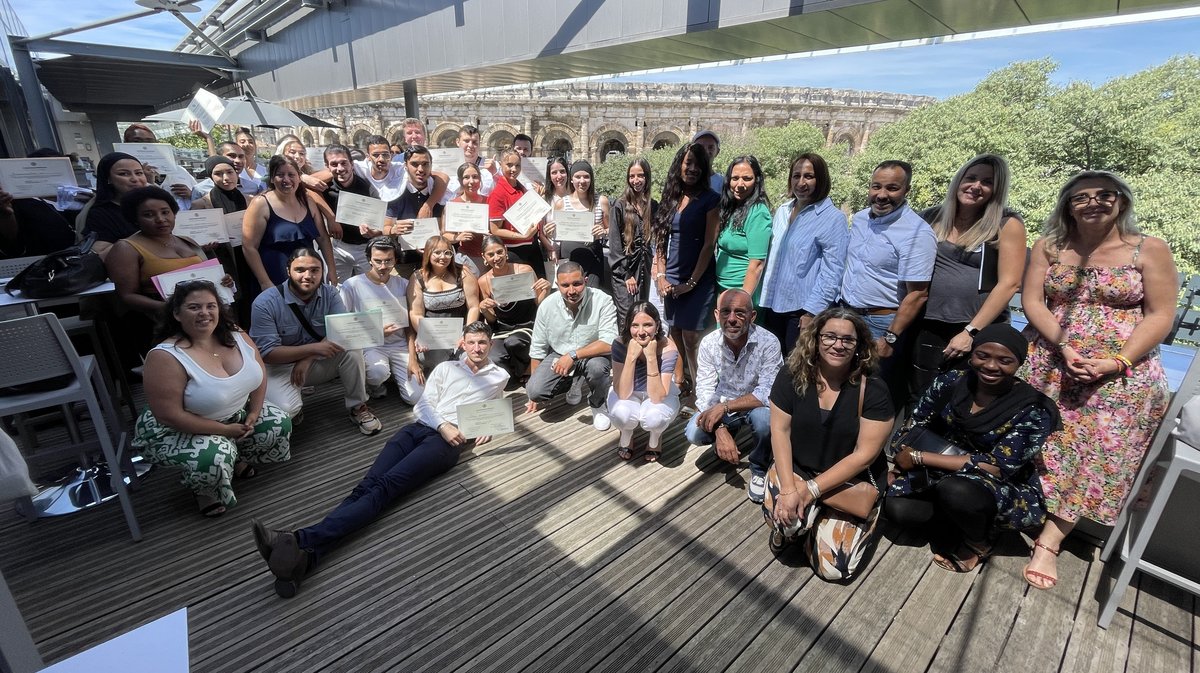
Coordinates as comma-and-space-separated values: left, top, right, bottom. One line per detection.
1126, 575, 1195, 673
1059, 547, 1135, 673
860, 546, 978, 673
926, 544, 1033, 673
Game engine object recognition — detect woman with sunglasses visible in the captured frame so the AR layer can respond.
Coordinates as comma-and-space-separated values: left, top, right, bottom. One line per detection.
1019, 171, 1176, 590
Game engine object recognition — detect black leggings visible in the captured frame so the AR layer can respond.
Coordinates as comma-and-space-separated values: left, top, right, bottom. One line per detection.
883, 475, 997, 546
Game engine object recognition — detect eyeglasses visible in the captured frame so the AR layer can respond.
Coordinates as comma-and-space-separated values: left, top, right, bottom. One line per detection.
1068, 191, 1119, 207
819, 333, 858, 347
369, 258, 396, 267
718, 308, 751, 319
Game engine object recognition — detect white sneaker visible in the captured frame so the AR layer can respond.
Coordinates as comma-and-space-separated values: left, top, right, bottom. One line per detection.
351, 405, 383, 436
747, 473, 767, 504
591, 407, 611, 431
565, 376, 585, 405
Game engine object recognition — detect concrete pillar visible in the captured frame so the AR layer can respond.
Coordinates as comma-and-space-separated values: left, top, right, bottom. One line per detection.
88, 114, 123, 156
579, 120, 589, 164
403, 79, 419, 118
8, 38, 59, 152
338, 114, 348, 144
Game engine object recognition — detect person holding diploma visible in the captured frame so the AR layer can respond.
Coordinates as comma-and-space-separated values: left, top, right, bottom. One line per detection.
318, 143, 381, 282
340, 237, 423, 404
442, 162, 488, 271
477, 235, 552, 387
555, 160, 609, 288
907, 154, 1026, 409
78, 151, 148, 259
242, 156, 338, 294
249, 248, 382, 435
134, 280, 291, 517
408, 235, 481, 373
526, 261, 618, 430
250, 320, 508, 598
488, 149, 552, 279
609, 302, 680, 462
384, 145, 444, 279
608, 158, 657, 326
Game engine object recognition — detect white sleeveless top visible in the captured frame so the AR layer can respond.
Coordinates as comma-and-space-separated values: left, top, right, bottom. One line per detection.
155, 333, 263, 421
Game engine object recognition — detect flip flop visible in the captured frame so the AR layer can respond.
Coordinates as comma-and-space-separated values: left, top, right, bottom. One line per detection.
234, 461, 257, 479
197, 494, 226, 518
1023, 539, 1060, 589
617, 446, 634, 461
644, 449, 661, 463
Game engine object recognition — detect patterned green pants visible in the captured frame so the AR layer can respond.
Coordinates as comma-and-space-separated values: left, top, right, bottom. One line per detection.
133, 402, 292, 508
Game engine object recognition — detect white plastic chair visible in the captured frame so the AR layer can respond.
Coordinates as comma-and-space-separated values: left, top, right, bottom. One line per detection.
0, 314, 141, 541
1097, 350, 1200, 627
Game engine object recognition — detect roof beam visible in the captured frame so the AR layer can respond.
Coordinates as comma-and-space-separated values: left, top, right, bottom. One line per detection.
16, 37, 238, 70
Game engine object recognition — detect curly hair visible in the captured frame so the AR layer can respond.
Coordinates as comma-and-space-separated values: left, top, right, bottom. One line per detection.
154, 280, 239, 348
786, 306, 878, 395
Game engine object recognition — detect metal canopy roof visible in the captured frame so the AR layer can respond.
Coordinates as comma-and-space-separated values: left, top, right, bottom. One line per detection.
178, 0, 1200, 110
33, 54, 234, 118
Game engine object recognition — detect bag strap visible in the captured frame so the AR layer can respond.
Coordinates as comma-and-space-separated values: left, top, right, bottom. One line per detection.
856, 378, 878, 491
277, 283, 324, 342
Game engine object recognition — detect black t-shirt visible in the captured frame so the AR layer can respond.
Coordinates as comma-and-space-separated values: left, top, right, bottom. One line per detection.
1, 198, 75, 258
385, 186, 443, 222
82, 200, 136, 244
321, 174, 379, 245
769, 369, 893, 487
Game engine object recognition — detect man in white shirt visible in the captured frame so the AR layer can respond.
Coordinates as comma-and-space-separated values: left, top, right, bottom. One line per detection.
235, 127, 268, 179
442, 125, 495, 202
250, 321, 508, 597
339, 237, 423, 404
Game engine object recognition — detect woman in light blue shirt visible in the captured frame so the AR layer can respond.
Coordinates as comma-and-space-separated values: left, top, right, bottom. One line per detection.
759, 153, 849, 354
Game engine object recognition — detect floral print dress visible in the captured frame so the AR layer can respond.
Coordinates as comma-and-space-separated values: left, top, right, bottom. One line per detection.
888, 370, 1056, 531
1020, 245, 1169, 525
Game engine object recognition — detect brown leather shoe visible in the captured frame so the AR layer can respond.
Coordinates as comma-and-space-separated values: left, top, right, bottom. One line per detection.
250, 518, 294, 564
267, 531, 310, 599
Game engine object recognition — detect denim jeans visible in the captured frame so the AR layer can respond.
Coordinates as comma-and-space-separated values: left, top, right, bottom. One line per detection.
684, 405, 772, 474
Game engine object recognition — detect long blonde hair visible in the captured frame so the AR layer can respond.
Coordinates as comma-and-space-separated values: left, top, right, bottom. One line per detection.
1041, 170, 1138, 254
930, 154, 1011, 252
786, 307, 878, 396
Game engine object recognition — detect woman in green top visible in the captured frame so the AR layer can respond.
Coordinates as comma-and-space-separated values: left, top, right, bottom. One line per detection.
714, 155, 773, 296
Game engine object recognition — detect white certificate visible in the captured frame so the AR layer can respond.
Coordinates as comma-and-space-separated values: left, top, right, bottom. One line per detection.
326, 310, 385, 350
456, 398, 515, 439
503, 190, 551, 237
153, 260, 234, 305
554, 209, 595, 243
306, 147, 326, 170
184, 87, 226, 133
359, 294, 409, 329
113, 143, 178, 172
173, 209, 228, 246
443, 201, 490, 234
399, 217, 442, 251
518, 157, 547, 188
335, 191, 387, 228
429, 147, 466, 175
489, 271, 536, 305
417, 317, 463, 350
224, 211, 246, 246
0, 158, 75, 198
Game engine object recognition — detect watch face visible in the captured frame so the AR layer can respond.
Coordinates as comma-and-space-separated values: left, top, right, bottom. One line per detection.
884, 332, 898, 344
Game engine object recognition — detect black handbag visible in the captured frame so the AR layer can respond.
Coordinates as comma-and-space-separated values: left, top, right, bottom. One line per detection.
895, 425, 969, 492
4, 234, 108, 299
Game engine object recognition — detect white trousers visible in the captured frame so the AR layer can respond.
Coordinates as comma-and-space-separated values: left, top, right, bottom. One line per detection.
607, 388, 681, 447
264, 349, 368, 416
363, 341, 424, 404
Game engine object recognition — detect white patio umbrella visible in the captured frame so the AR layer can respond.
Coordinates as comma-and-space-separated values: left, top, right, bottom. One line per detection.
142, 95, 338, 129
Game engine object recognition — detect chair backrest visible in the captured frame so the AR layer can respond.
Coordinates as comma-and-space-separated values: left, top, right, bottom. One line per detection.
0, 256, 42, 280
0, 314, 84, 389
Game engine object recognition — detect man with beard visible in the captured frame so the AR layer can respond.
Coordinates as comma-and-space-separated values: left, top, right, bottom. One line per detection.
685, 289, 784, 503
250, 248, 382, 435
525, 261, 618, 430
318, 143, 380, 280
251, 320, 508, 597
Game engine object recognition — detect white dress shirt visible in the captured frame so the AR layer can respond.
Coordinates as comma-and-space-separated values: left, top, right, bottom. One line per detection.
414, 359, 509, 429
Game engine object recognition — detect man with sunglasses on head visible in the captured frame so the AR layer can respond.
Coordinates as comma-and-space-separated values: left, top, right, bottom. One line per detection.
685, 288, 784, 504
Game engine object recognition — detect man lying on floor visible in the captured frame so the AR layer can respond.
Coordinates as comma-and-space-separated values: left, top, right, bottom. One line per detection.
250, 320, 509, 598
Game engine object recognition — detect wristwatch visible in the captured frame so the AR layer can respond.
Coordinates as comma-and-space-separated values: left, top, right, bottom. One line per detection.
569, 350, 578, 361
883, 330, 899, 344
964, 324, 980, 337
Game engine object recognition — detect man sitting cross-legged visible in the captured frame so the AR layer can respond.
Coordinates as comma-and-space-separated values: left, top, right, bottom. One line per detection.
251, 320, 509, 598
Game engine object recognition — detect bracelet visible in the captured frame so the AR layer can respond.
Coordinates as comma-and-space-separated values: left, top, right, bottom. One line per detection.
1057, 340, 1069, 350
778, 489, 796, 496
912, 450, 924, 466
722, 401, 730, 415
655, 272, 667, 280
806, 479, 821, 499
646, 371, 660, 377
1112, 354, 1133, 376
685, 279, 696, 288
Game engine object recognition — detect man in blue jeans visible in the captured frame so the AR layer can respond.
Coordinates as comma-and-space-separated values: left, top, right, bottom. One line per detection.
685, 289, 784, 504
250, 321, 509, 598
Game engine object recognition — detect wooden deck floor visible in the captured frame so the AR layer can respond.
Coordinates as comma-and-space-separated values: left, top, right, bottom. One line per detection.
1, 385, 1196, 672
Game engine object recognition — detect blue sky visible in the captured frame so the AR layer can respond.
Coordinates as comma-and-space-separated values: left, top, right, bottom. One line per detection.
10, 1, 1200, 99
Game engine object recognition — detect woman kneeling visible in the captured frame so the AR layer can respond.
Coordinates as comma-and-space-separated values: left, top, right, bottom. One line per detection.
765, 307, 892, 581
609, 302, 681, 462
133, 280, 292, 517
884, 324, 1058, 572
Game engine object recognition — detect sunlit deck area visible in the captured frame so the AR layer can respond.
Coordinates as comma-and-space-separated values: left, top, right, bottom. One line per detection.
2, 384, 1197, 672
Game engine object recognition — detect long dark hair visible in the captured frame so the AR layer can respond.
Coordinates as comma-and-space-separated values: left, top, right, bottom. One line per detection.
544, 156, 570, 205
718, 155, 770, 233
95, 152, 142, 203
619, 158, 653, 255
652, 142, 712, 251
620, 301, 666, 344
568, 160, 596, 210
155, 280, 239, 348
266, 155, 309, 205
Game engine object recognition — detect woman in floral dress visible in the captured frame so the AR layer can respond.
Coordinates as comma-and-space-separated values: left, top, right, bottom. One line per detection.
1020, 171, 1177, 589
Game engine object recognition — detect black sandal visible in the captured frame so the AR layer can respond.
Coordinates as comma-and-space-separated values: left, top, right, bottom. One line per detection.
617, 446, 634, 461
197, 494, 226, 518
644, 449, 661, 463
234, 461, 257, 480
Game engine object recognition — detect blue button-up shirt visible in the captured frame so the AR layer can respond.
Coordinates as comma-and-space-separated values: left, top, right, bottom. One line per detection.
249, 282, 347, 357
839, 203, 936, 309
760, 196, 849, 315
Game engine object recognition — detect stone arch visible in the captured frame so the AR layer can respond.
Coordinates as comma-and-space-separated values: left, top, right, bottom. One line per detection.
385, 122, 408, 145
590, 124, 632, 163
534, 122, 577, 158
828, 127, 862, 154
345, 122, 374, 149
485, 122, 521, 157
430, 122, 463, 148
648, 128, 684, 151
300, 129, 315, 146
321, 129, 339, 145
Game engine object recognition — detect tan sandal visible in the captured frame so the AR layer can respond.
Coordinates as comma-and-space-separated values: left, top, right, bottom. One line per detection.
1023, 539, 1060, 589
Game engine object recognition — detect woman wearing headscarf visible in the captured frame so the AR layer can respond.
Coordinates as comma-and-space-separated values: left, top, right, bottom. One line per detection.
193, 156, 247, 214
884, 324, 1060, 573
78, 151, 148, 259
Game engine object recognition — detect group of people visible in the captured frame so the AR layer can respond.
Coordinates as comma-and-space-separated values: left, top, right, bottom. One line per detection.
4, 120, 1177, 599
